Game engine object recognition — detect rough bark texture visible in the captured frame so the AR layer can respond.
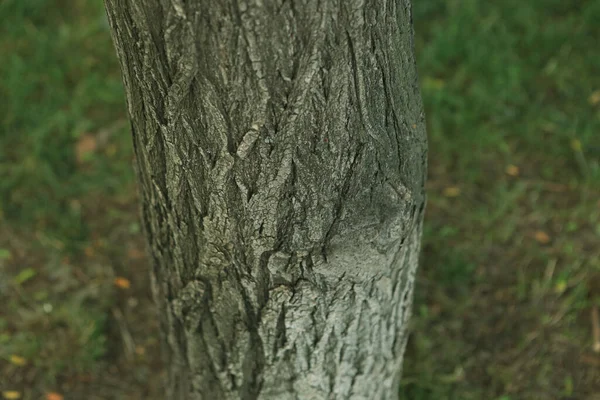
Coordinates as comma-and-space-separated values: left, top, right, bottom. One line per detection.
104, 1, 427, 399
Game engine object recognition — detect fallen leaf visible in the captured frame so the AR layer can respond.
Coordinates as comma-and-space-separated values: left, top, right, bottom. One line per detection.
589, 90, 600, 106
505, 164, 519, 176
554, 280, 567, 294
135, 345, 146, 356
45, 392, 64, 400
9, 355, 26, 366
13, 268, 36, 285
114, 277, 131, 289
443, 187, 461, 197
84, 245, 94, 257
534, 230, 551, 244
2, 392, 21, 400
76, 133, 97, 163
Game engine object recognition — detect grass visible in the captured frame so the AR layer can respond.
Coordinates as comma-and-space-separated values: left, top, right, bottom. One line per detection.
0, 1, 158, 398
1, 0, 599, 399
401, 0, 600, 399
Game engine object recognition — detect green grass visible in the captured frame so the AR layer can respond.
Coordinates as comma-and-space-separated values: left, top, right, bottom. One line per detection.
0, 1, 145, 397
0, 0, 133, 246
401, 0, 600, 399
1, 0, 599, 398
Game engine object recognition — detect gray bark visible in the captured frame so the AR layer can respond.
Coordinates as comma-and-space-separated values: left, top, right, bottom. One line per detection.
104, 1, 427, 399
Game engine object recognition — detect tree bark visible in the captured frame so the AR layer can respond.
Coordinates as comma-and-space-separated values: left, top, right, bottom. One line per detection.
104, 1, 427, 399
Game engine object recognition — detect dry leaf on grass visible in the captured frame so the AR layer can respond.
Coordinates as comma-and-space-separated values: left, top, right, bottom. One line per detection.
589, 90, 600, 106
114, 277, 131, 289
534, 230, 551, 244
9, 355, 26, 366
75, 133, 97, 163
443, 186, 461, 197
505, 164, 519, 176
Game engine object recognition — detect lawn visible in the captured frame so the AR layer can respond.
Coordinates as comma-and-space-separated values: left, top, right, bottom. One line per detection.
1, 0, 599, 399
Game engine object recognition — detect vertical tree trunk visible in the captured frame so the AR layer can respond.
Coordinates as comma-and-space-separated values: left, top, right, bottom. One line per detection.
104, 1, 427, 399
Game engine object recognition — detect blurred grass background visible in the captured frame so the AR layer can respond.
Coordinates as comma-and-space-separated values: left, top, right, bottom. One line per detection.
1, 0, 599, 399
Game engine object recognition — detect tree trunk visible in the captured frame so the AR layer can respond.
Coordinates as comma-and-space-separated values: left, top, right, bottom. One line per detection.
104, 1, 427, 399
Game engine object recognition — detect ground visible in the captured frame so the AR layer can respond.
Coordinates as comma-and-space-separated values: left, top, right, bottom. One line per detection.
1, 0, 599, 399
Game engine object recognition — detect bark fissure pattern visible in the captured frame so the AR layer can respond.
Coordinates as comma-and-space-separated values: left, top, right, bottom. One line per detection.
104, 0, 427, 399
